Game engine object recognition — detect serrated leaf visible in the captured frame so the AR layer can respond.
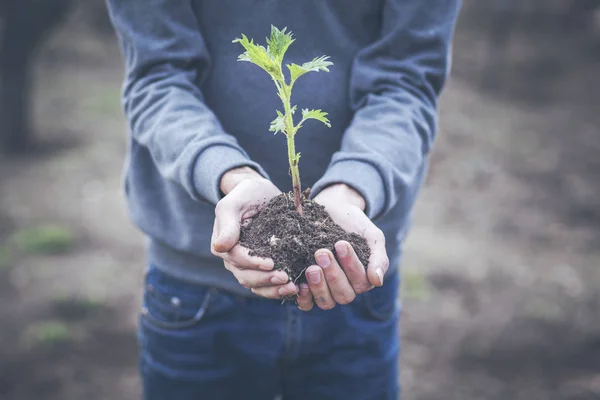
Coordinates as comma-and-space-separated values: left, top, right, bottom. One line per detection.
287, 56, 333, 84
301, 56, 333, 72
300, 109, 331, 127
232, 34, 280, 78
269, 110, 286, 135
237, 53, 251, 62
266, 26, 295, 63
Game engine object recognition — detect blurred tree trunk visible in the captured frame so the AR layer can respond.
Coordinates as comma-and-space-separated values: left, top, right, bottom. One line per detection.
0, 0, 73, 155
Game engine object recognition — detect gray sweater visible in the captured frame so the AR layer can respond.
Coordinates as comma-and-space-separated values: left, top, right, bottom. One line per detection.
106, 0, 460, 296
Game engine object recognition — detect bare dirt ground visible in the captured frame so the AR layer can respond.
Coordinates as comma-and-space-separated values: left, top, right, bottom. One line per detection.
0, 5, 599, 400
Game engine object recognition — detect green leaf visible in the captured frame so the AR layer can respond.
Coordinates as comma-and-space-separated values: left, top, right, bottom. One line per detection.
287, 56, 333, 84
300, 109, 331, 127
266, 26, 295, 63
232, 34, 280, 78
269, 110, 286, 135
301, 56, 333, 72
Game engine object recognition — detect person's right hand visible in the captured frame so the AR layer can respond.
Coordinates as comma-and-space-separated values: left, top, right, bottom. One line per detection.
211, 167, 298, 299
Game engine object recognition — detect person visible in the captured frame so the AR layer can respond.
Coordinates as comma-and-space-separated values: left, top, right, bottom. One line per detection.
105, 1, 460, 399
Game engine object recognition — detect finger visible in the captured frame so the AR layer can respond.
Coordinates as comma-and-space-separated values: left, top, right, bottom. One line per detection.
315, 249, 356, 305
296, 284, 314, 311
221, 244, 274, 271
334, 241, 373, 294
251, 281, 298, 299
306, 265, 335, 310
364, 227, 390, 287
227, 264, 289, 289
212, 198, 241, 253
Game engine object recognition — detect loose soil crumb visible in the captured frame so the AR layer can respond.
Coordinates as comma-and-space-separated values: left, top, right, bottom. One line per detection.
240, 192, 370, 285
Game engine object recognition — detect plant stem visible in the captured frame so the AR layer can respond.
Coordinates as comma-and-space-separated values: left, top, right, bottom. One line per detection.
286, 131, 302, 215
281, 85, 303, 215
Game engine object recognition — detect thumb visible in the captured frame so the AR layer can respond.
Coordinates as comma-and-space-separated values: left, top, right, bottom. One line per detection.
365, 229, 389, 287
367, 261, 388, 287
212, 200, 241, 253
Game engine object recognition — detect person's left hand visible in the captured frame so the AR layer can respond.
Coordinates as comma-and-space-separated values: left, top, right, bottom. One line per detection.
296, 184, 390, 311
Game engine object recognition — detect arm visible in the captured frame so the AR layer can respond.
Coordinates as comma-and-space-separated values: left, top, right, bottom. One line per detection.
310, 0, 461, 219
298, 0, 461, 311
106, 0, 267, 204
108, 1, 293, 298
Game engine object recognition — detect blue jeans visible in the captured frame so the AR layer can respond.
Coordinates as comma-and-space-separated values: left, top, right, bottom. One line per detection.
138, 266, 400, 400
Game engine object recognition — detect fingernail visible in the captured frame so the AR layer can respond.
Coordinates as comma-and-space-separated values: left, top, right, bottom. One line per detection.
259, 264, 273, 271
300, 283, 309, 292
376, 268, 384, 285
308, 270, 321, 284
336, 242, 348, 257
316, 253, 330, 268
271, 274, 288, 284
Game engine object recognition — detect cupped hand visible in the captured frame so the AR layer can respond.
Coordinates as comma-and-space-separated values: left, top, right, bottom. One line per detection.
211, 167, 298, 299
296, 184, 390, 311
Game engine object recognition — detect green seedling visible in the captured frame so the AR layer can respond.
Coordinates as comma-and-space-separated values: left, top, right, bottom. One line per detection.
233, 26, 333, 214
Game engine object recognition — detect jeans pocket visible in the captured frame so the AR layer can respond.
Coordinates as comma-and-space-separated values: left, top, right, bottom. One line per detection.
141, 267, 214, 330
361, 271, 400, 321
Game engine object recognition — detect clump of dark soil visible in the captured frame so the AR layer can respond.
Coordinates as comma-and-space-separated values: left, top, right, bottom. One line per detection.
240, 192, 370, 285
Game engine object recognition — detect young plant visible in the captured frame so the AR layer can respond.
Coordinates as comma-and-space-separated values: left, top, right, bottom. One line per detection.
233, 26, 333, 215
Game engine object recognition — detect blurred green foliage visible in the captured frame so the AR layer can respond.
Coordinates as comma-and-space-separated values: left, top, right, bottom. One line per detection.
0, 245, 12, 270
402, 270, 432, 301
24, 320, 71, 348
11, 225, 76, 255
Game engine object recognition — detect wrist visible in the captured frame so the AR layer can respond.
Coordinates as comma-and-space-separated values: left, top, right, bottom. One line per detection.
219, 166, 263, 195
317, 183, 366, 212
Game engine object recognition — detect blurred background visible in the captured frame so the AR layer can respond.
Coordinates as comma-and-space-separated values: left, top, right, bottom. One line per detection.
0, 1, 599, 399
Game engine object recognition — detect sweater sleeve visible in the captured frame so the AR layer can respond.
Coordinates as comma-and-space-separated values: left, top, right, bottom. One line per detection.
106, 0, 268, 205
310, 0, 461, 219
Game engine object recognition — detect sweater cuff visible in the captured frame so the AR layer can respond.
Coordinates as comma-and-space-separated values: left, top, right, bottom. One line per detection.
310, 159, 386, 219
192, 144, 268, 204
